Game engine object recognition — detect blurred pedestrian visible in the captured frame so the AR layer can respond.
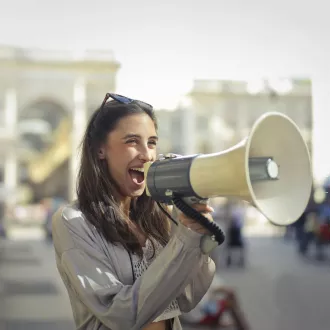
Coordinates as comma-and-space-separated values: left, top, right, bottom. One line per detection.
180, 275, 250, 330
226, 200, 246, 267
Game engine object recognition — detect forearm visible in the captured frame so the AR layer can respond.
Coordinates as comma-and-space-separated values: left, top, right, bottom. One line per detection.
177, 252, 216, 312
62, 222, 211, 330
134, 223, 210, 328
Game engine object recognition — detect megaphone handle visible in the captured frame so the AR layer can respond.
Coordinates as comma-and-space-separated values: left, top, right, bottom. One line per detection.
172, 197, 225, 246
183, 196, 209, 205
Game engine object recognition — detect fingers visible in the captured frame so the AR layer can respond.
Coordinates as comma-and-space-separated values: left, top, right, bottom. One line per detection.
189, 203, 214, 213
179, 204, 214, 223
177, 203, 215, 235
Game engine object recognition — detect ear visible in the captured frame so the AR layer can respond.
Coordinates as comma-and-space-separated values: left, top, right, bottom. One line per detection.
98, 146, 106, 159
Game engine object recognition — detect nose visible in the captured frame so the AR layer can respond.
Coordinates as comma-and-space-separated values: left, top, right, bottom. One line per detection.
138, 145, 154, 162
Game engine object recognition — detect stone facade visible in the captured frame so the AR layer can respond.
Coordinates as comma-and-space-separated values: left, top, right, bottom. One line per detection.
156, 79, 312, 156
0, 46, 120, 203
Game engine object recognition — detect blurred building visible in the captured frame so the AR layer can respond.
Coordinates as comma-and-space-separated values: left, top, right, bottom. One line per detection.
0, 46, 120, 204
157, 78, 312, 156
0, 49, 313, 207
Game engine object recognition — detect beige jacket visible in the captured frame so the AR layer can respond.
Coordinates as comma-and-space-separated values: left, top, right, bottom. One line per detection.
52, 203, 216, 330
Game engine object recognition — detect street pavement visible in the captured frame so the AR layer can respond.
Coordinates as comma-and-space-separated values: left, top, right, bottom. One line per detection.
0, 228, 329, 330
213, 236, 330, 330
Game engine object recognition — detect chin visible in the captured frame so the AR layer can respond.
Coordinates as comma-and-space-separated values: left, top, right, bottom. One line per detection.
126, 186, 146, 198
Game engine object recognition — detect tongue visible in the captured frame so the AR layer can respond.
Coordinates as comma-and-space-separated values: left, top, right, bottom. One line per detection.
129, 170, 144, 184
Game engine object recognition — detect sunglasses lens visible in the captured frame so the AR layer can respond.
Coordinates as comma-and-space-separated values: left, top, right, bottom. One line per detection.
110, 94, 134, 104
103, 93, 152, 109
135, 100, 153, 109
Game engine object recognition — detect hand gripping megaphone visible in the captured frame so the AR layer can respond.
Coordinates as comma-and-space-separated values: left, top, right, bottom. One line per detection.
144, 112, 313, 246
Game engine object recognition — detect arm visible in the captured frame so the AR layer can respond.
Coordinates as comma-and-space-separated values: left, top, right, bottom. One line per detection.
171, 204, 217, 312
52, 205, 214, 330
176, 253, 215, 312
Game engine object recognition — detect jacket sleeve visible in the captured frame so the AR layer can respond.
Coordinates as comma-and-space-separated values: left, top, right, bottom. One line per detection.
176, 254, 215, 312
52, 206, 215, 330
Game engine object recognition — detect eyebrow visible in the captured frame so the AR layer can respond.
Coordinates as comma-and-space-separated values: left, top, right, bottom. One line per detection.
122, 134, 158, 140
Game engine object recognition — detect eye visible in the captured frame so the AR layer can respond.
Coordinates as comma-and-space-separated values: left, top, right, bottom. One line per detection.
126, 139, 138, 144
148, 140, 157, 146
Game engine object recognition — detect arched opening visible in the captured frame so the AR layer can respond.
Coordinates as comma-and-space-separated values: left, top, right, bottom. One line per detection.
18, 99, 68, 153
18, 99, 70, 202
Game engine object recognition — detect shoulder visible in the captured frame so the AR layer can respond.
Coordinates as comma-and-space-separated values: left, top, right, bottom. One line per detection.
52, 201, 82, 220
52, 202, 100, 254
52, 202, 86, 233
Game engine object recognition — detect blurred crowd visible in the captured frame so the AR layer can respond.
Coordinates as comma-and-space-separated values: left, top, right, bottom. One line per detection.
0, 196, 67, 240
287, 189, 330, 260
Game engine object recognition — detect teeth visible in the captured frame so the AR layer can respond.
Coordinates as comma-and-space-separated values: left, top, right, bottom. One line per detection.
130, 168, 144, 173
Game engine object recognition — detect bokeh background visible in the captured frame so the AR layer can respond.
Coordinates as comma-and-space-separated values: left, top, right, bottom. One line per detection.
0, 1, 330, 329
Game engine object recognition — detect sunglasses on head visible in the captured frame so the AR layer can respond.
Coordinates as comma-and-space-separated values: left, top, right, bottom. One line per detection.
91, 93, 153, 132
100, 93, 152, 110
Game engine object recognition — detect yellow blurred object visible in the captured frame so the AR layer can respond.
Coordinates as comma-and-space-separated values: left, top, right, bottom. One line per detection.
28, 118, 71, 183
16, 185, 34, 204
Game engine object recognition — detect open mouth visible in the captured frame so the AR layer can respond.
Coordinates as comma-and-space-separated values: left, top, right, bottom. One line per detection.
128, 167, 145, 185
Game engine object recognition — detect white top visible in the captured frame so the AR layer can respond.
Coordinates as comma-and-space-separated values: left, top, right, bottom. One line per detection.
132, 238, 181, 323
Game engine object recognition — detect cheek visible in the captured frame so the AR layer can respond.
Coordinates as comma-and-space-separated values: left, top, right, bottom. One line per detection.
106, 147, 133, 173
151, 148, 157, 160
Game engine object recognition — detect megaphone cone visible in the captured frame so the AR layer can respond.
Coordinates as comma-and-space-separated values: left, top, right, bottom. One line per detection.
145, 112, 312, 226
189, 112, 312, 226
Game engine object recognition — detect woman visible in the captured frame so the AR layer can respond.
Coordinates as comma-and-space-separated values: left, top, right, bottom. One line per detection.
52, 93, 216, 330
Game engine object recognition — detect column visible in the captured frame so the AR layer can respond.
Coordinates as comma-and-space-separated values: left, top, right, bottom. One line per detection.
179, 97, 196, 155
236, 101, 249, 140
4, 88, 18, 205
70, 77, 87, 200
311, 76, 330, 185
208, 101, 220, 153
209, 112, 227, 153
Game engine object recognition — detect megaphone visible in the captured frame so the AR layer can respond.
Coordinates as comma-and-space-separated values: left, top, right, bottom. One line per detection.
144, 112, 312, 228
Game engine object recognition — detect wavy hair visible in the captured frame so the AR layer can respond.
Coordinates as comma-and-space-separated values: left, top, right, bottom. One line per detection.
76, 99, 170, 257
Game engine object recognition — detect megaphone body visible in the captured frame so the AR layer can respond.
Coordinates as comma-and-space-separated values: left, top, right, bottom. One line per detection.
144, 112, 312, 227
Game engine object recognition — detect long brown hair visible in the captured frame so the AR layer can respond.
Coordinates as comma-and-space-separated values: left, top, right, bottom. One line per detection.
77, 98, 170, 257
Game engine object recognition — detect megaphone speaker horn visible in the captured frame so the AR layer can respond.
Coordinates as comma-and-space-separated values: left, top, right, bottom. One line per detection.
247, 112, 312, 226
145, 112, 312, 227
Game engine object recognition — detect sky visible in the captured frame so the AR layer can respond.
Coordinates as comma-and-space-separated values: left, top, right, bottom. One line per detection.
0, 0, 329, 109
1, 0, 330, 180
